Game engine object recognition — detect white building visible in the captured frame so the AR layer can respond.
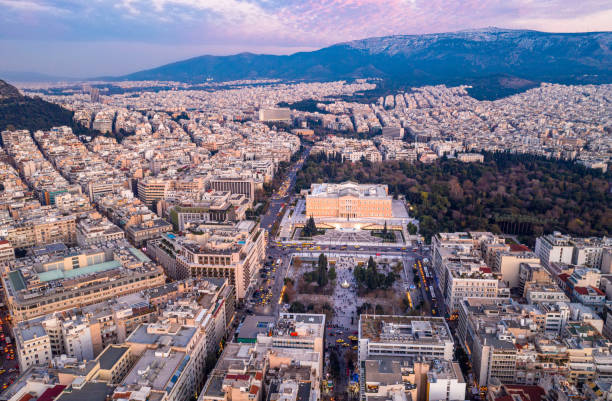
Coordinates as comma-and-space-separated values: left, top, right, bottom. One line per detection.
259, 108, 291, 122
427, 361, 467, 401
535, 232, 574, 268
358, 315, 454, 362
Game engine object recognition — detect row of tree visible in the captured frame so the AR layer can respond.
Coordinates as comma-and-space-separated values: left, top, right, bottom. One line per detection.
303, 253, 337, 287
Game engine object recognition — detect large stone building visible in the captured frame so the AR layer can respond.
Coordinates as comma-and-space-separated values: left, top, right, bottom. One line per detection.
305, 182, 392, 219
1, 241, 166, 322
150, 221, 266, 299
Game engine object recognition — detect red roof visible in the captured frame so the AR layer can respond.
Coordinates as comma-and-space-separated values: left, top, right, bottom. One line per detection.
480, 267, 492, 273
574, 286, 588, 295
226, 374, 250, 381
113, 392, 131, 399
36, 385, 66, 401
558, 273, 570, 283
0, 240, 9, 245
591, 286, 605, 296
18, 394, 34, 401
249, 385, 260, 395
509, 244, 531, 252
504, 385, 546, 401
254, 371, 263, 381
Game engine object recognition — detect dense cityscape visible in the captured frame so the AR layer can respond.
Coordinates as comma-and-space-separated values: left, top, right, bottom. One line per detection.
0, 1, 611, 401
0, 74, 609, 401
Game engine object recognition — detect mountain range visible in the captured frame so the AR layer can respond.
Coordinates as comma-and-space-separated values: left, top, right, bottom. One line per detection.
119, 28, 612, 91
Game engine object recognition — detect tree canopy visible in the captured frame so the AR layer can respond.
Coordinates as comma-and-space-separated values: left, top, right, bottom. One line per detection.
295, 151, 611, 245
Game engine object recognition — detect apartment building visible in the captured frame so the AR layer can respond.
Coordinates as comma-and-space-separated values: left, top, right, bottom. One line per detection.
75, 212, 125, 246
137, 177, 168, 206
492, 246, 540, 289
518, 262, 551, 297
210, 177, 256, 201
426, 360, 467, 401
256, 313, 325, 376
6, 210, 77, 248
165, 191, 249, 231
122, 315, 216, 401
154, 221, 266, 299
198, 342, 267, 401
199, 313, 324, 401
457, 299, 524, 386
14, 321, 52, 371
432, 232, 503, 291
125, 217, 172, 247
0, 240, 15, 262
535, 233, 612, 269
444, 262, 508, 313
524, 282, 569, 304
305, 182, 392, 219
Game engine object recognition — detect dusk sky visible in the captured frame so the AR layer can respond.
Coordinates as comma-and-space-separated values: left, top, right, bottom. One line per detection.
1, 0, 611, 78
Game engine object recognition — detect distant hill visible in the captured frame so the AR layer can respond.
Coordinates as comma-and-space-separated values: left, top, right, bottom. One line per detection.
0, 71, 75, 84
118, 28, 612, 98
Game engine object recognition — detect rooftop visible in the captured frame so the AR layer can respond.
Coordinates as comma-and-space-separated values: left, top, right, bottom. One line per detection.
126, 322, 197, 349
309, 181, 390, 199
359, 315, 452, 344
122, 348, 187, 392
97, 345, 130, 370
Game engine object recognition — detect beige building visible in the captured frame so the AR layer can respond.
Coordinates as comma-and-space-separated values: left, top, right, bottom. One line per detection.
158, 221, 266, 299
137, 178, 169, 206
0, 239, 15, 262
493, 249, 541, 289
210, 178, 256, 201
15, 321, 52, 371
2, 242, 166, 322
305, 182, 392, 219
6, 212, 77, 248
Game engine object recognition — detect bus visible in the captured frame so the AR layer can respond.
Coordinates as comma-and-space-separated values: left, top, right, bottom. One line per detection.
429, 286, 436, 301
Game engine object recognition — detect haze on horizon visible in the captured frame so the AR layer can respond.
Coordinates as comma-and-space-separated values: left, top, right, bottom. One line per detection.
1, 0, 612, 78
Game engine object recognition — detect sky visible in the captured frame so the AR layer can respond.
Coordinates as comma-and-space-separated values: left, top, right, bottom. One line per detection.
1, 0, 611, 78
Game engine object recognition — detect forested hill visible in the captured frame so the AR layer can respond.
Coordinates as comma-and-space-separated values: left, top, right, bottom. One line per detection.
0, 80, 22, 99
0, 79, 75, 132
295, 152, 612, 244
0, 79, 105, 139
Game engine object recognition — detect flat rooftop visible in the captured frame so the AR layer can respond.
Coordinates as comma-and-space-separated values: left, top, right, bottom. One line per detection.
16, 322, 46, 342
238, 315, 276, 342
122, 348, 187, 392
38, 260, 121, 282
360, 315, 452, 344
56, 382, 113, 401
97, 345, 129, 370
126, 323, 197, 349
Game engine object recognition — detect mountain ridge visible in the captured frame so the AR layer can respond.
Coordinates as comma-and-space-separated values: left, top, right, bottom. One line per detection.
117, 28, 612, 90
